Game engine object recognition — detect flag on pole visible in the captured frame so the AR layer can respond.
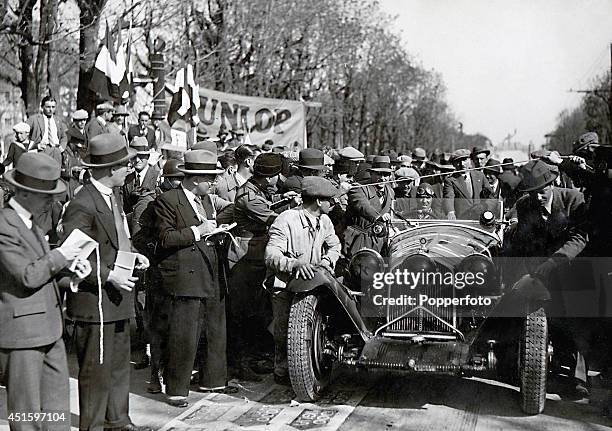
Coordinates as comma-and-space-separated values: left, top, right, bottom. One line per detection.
118, 20, 134, 101
89, 21, 121, 102
168, 64, 201, 127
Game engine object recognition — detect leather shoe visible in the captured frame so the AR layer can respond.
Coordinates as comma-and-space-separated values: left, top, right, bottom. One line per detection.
133, 355, 150, 370
198, 385, 239, 394
167, 396, 189, 408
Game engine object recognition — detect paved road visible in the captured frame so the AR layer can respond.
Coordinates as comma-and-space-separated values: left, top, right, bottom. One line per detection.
2, 356, 612, 431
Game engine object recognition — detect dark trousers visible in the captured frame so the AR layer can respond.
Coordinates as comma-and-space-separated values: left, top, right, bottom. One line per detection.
271, 290, 293, 378
145, 291, 169, 373
74, 320, 131, 431
0, 339, 70, 431
165, 296, 227, 396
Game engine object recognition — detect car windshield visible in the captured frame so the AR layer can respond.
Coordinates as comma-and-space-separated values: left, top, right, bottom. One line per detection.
392, 198, 503, 221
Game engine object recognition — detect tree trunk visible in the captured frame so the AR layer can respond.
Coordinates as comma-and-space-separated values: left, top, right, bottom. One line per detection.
18, 0, 36, 114
76, 0, 107, 113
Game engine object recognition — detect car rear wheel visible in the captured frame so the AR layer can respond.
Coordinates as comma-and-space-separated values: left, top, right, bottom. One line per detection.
288, 293, 333, 401
519, 307, 548, 414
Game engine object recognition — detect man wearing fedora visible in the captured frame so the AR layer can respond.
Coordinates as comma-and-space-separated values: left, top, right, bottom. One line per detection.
154, 149, 234, 407
60, 133, 151, 431
265, 176, 341, 385
471, 146, 490, 168
443, 148, 492, 220
0, 153, 89, 431
229, 153, 298, 381
344, 155, 395, 257
503, 159, 589, 398
277, 148, 327, 194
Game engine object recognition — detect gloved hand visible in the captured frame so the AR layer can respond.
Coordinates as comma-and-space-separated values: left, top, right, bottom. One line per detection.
533, 255, 568, 283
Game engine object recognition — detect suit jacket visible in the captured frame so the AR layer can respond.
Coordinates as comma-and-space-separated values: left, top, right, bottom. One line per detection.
443, 170, 492, 218
499, 170, 522, 210
346, 183, 395, 229
155, 188, 230, 297
27, 113, 67, 149
61, 183, 135, 322
510, 187, 587, 260
84, 117, 111, 144
128, 125, 156, 149
66, 125, 87, 158
0, 208, 69, 348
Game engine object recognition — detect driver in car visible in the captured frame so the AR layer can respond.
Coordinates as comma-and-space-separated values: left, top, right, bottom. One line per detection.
400, 183, 443, 219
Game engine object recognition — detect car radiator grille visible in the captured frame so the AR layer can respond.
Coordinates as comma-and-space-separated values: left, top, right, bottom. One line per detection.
386, 280, 455, 333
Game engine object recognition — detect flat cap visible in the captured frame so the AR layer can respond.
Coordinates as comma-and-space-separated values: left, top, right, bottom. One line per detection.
96, 102, 114, 112
395, 167, 420, 180
398, 155, 413, 167
450, 149, 471, 163
301, 176, 339, 199
71, 109, 89, 121
413, 147, 427, 159
13, 122, 30, 133
338, 146, 365, 161
573, 132, 600, 154
282, 175, 303, 193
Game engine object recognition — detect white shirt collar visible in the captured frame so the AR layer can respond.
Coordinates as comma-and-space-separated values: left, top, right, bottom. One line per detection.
544, 191, 553, 214
138, 165, 149, 185
90, 177, 113, 196
8, 197, 32, 228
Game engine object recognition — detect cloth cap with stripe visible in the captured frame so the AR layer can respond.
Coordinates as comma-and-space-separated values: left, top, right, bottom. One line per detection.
301, 176, 339, 199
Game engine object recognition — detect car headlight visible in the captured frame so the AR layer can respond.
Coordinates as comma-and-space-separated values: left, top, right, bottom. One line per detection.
347, 249, 384, 290
457, 254, 498, 294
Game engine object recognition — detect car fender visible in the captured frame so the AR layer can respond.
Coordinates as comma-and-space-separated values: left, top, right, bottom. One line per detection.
286, 269, 372, 340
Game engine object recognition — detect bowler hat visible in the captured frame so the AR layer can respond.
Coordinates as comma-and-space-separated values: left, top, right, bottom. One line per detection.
450, 149, 471, 163
301, 176, 339, 199
519, 160, 559, 192
502, 158, 515, 170
297, 148, 326, 170
368, 156, 392, 173
177, 150, 224, 175
162, 159, 185, 178
82, 133, 136, 167
254, 153, 282, 177
573, 132, 600, 154
4, 152, 66, 194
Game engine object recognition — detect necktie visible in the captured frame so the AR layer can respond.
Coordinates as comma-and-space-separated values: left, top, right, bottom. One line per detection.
136, 172, 141, 187
195, 196, 207, 222
464, 174, 473, 198
109, 192, 131, 251
46, 117, 52, 146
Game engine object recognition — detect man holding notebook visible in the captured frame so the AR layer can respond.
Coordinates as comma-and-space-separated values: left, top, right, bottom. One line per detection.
61, 134, 151, 431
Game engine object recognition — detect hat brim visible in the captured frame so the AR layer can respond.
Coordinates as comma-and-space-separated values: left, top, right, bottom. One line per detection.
518, 173, 558, 192
81, 148, 137, 168
4, 170, 66, 195
297, 164, 326, 170
162, 172, 185, 178
367, 168, 393, 173
451, 155, 470, 163
176, 164, 224, 175
473, 149, 491, 156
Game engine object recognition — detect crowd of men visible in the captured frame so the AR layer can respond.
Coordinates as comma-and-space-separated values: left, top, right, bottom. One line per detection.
1, 95, 612, 430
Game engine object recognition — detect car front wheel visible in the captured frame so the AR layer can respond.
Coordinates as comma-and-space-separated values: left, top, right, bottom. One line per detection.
519, 307, 548, 414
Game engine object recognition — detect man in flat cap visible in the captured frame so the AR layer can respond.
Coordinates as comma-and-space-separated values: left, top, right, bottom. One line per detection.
2, 122, 32, 172
66, 109, 88, 159
228, 153, 299, 381
85, 103, 115, 144
0, 153, 89, 431
109, 105, 129, 138
61, 133, 151, 431
443, 148, 492, 220
265, 176, 341, 385
63, 110, 89, 199
27, 95, 67, 166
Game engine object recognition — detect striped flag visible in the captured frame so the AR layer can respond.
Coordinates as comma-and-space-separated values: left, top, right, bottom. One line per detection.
168, 64, 201, 127
89, 21, 132, 103
118, 21, 134, 101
